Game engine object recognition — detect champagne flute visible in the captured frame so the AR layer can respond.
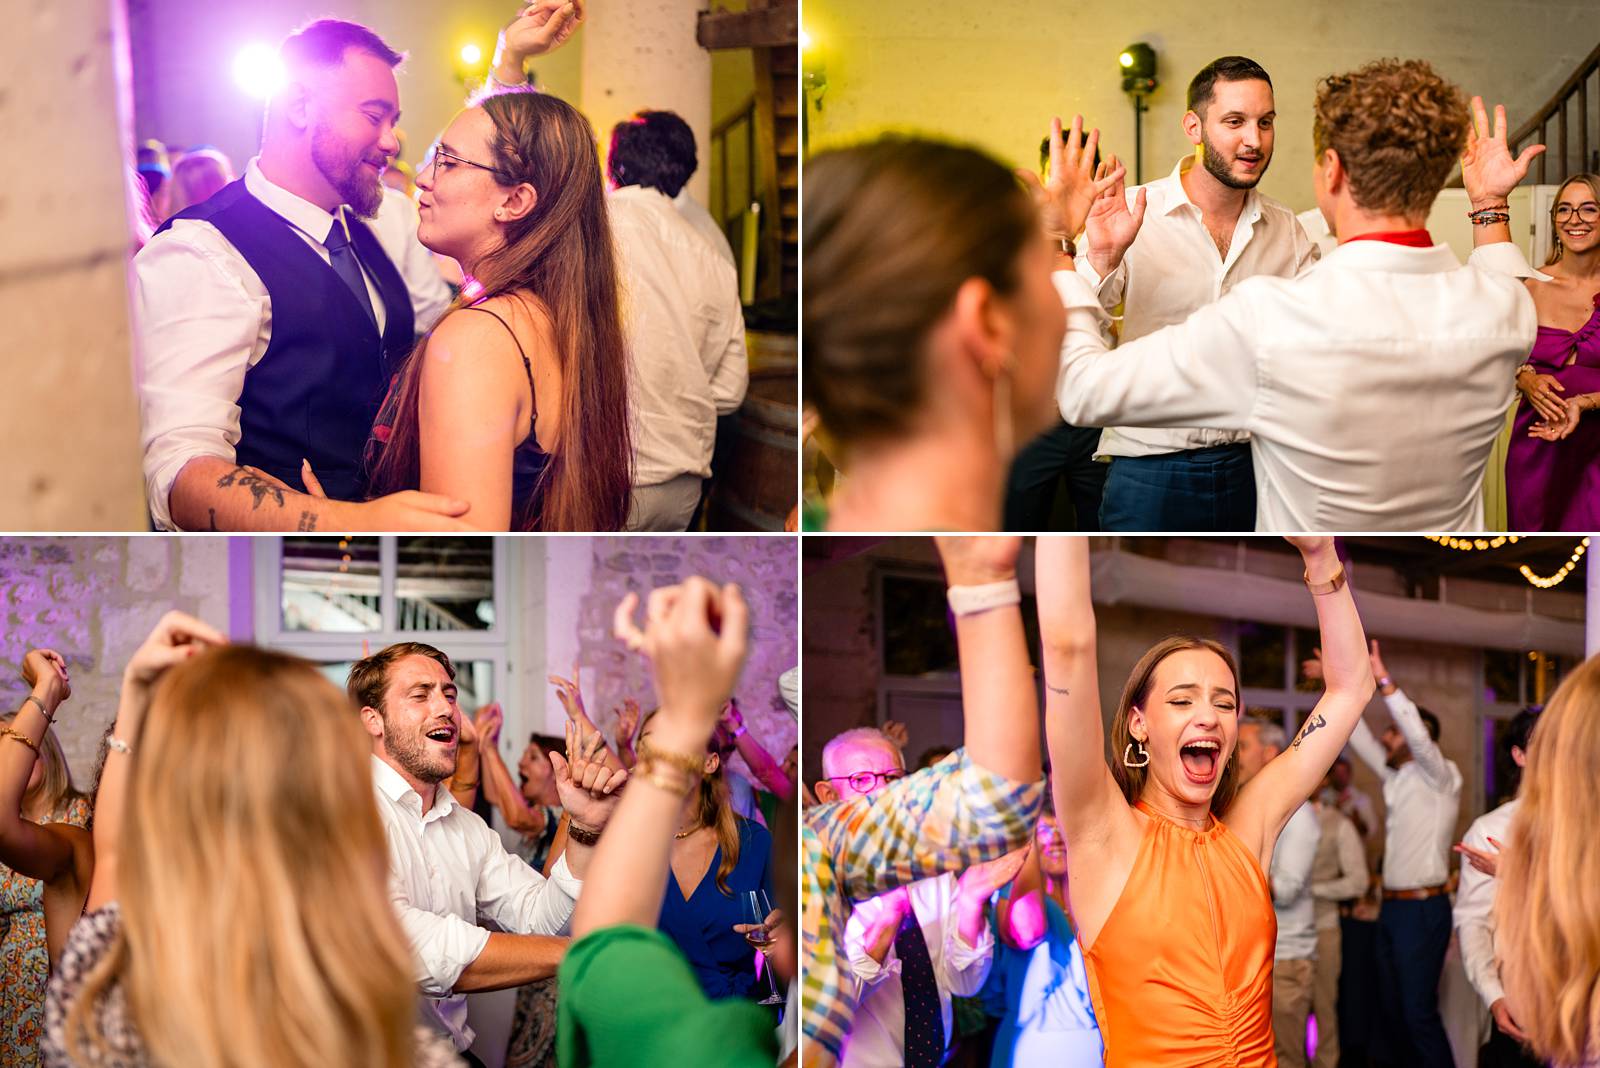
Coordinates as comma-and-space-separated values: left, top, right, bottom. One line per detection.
742, 889, 785, 1005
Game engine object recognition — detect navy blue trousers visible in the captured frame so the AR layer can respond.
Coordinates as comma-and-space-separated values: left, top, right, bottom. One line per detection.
1374, 895, 1456, 1067
1098, 442, 1256, 532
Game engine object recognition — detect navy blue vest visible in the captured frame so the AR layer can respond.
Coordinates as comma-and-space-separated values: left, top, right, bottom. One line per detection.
155, 179, 415, 499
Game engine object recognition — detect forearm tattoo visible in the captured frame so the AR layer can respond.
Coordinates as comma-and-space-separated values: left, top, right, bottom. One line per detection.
215, 467, 285, 510
1046, 681, 1071, 696
1292, 712, 1328, 749
297, 510, 318, 531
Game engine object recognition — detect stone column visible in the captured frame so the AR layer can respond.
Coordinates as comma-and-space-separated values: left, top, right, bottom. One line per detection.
579, 0, 713, 204
0, 0, 147, 529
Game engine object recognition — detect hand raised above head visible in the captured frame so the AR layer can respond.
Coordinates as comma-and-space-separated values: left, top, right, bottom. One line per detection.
613, 578, 749, 736
933, 535, 1024, 586
1460, 96, 1546, 206
125, 611, 227, 689
1016, 116, 1126, 243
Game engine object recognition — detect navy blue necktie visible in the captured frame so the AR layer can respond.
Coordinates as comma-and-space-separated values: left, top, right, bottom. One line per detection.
894, 906, 944, 1068
324, 214, 377, 329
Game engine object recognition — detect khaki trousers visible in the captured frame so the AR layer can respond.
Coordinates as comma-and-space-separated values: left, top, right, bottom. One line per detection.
1311, 925, 1342, 1068
1273, 957, 1316, 1067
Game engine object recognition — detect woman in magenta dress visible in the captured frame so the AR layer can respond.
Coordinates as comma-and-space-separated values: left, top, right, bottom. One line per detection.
1507, 174, 1600, 531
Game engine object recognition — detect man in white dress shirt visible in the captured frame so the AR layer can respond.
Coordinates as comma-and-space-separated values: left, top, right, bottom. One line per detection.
1238, 716, 1322, 1065
1453, 706, 1543, 1068
1055, 61, 1543, 531
1074, 56, 1317, 532
1344, 641, 1462, 1068
816, 728, 1004, 1068
133, 19, 474, 532
350, 642, 619, 1062
606, 110, 748, 530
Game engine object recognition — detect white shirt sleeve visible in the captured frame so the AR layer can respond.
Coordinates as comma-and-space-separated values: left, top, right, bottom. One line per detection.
1346, 717, 1392, 783
1054, 269, 1260, 432
1312, 815, 1369, 902
390, 871, 494, 996
938, 887, 995, 998
1452, 815, 1505, 1008
472, 822, 580, 936
1074, 253, 1127, 311
843, 890, 903, 984
132, 227, 262, 530
1384, 689, 1453, 790
1467, 241, 1549, 282
704, 272, 749, 416
1270, 805, 1321, 908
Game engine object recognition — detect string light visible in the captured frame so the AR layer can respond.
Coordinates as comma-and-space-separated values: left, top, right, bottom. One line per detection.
1422, 535, 1521, 551
1518, 537, 1590, 589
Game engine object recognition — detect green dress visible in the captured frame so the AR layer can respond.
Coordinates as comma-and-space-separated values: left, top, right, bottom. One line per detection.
0, 796, 91, 1068
557, 925, 778, 1067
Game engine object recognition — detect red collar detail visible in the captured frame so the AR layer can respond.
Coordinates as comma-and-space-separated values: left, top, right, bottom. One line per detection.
1341, 229, 1434, 248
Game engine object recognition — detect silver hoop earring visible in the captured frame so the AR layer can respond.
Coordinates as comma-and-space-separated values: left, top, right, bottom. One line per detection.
1122, 740, 1149, 768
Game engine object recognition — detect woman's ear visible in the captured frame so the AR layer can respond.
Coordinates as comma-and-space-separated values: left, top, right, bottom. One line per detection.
1128, 707, 1147, 744
498, 181, 539, 224
704, 752, 721, 777
949, 276, 1015, 381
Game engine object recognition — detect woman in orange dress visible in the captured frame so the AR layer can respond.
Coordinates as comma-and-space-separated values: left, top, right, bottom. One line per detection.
1035, 537, 1375, 1066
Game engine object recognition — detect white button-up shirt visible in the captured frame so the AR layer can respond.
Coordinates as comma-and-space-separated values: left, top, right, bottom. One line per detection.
1347, 690, 1463, 890
372, 755, 581, 1051
673, 188, 737, 267
133, 159, 452, 529
1074, 157, 1319, 459
1271, 800, 1322, 961
841, 872, 994, 1068
608, 185, 749, 489
1055, 240, 1540, 530
1453, 796, 1518, 1011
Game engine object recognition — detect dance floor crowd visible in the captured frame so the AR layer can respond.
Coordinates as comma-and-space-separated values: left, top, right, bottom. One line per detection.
800, 537, 1599, 1068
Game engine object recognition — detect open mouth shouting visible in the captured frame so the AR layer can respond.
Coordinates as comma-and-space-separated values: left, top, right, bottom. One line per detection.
1179, 737, 1223, 785
423, 720, 458, 751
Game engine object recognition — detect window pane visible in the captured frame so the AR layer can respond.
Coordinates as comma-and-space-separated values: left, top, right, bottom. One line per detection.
1483, 649, 1522, 704
1237, 621, 1286, 690
281, 536, 381, 632
397, 537, 497, 632
1293, 627, 1322, 692
882, 575, 958, 677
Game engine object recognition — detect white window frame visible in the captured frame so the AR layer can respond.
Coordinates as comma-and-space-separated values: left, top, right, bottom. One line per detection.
252, 536, 518, 705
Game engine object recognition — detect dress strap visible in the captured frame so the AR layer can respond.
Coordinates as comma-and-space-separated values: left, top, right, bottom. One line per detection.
460, 305, 539, 423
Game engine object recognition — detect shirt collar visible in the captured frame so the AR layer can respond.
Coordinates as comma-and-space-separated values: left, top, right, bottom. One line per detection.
244, 157, 344, 244
371, 753, 456, 821
1319, 239, 1463, 274
1151, 155, 1263, 226
610, 184, 674, 208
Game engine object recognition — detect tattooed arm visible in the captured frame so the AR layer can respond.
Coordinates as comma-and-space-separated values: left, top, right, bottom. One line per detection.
1230, 538, 1375, 862
167, 455, 474, 532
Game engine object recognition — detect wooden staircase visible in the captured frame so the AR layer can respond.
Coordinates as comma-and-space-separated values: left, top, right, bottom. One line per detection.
697, 0, 798, 307
1451, 40, 1600, 187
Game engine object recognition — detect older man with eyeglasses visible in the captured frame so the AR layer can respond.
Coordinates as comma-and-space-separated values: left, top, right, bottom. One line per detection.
810, 727, 1011, 1068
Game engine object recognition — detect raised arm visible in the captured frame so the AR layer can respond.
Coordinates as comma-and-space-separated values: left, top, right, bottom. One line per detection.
1034, 536, 1124, 843
935, 536, 1041, 784
1232, 539, 1375, 851
722, 699, 794, 797
1369, 643, 1454, 791
86, 612, 227, 912
488, 0, 584, 87
1460, 97, 1545, 249
0, 653, 77, 882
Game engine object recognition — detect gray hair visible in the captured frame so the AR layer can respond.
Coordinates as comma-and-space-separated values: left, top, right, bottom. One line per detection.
1242, 715, 1287, 755
821, 727, 900, 778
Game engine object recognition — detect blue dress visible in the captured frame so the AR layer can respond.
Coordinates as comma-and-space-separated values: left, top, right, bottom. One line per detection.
658, 817, 774, 1000
980, 887, 1103, 1068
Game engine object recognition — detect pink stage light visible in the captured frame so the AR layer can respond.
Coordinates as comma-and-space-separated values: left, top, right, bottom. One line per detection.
232, 43, 285, 99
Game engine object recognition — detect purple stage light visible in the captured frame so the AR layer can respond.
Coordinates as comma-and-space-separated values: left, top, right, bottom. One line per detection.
232, 43, 284, 99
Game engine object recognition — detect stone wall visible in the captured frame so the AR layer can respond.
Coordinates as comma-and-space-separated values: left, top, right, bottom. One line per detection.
578, 535, 799, 779
1, 537, 231, 788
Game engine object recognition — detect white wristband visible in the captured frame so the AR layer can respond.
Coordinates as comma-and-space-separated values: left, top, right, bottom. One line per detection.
947, 579, 1021, 617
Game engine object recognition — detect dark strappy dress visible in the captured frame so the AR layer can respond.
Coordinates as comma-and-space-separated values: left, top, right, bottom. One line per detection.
366, 304, 550, 529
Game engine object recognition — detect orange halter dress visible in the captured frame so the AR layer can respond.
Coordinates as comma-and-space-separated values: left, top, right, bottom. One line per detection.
1081, 801, 1277, 1067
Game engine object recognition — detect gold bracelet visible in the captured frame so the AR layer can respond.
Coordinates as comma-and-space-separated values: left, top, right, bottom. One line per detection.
454, 775, 480, 789
635, 737, 706, 778
1, 727, 40, 754
635, 759, 699, 799
1304, 567, 1347, 596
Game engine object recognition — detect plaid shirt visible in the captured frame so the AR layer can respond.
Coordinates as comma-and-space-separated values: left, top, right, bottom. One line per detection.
801, 748, 1044, 1063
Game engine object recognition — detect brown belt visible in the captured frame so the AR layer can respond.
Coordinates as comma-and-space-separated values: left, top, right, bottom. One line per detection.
1383, 884, 1448, 901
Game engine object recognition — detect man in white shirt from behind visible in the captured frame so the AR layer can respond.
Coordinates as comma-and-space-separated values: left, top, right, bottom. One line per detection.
1074, 56, 1318, 532
1237, 716, 1321, 1066
605, 109, 749, 531
350, 642, 621, 1059
1343, 641, 1462, 1068
817, 729, 1010, 1068
1453, 706, 1544, 1068
1054, 61, 1543, 531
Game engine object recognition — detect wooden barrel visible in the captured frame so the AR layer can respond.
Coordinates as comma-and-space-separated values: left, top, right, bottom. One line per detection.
709, 359, 797, 531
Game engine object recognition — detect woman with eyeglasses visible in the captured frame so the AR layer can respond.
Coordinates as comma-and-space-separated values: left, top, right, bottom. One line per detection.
1505, 173, 1600, 530
359, 1, 632, 531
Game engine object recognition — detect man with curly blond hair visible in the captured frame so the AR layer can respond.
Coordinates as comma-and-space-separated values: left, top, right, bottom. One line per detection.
1053, 59, 1544, 532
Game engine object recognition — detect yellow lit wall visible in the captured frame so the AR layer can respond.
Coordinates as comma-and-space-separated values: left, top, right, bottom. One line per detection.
803, 0, 1598, 213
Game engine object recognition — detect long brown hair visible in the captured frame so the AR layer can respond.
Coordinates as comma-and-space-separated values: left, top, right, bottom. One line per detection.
1545, 173, 1600, 266
1109, 637, 1243, 816
65, 646, 422, 1068
369, 89, 632, 531
1495, 654, 1600, 1067
642, 708, 742, 894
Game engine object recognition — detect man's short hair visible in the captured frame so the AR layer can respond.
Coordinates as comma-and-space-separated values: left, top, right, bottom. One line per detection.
347, 642, 454, 715
820, 726, 897, 778
1507, 706, 1542, 756
1415, 706, 1443, 743
607, 110, 698, 197
1241, 714, 1287, 754
1312, 58, 1468, 218
1187, 56, 1273, 115
281, 19, 406, 71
